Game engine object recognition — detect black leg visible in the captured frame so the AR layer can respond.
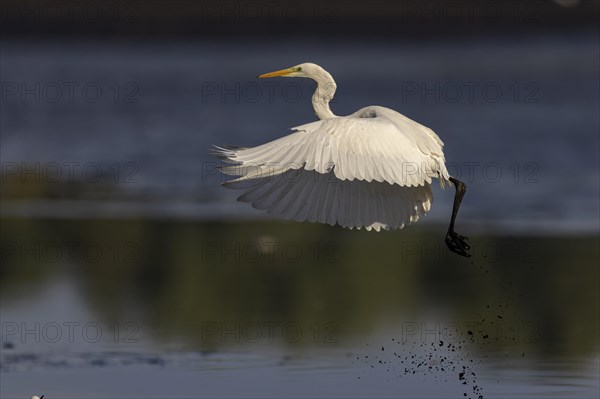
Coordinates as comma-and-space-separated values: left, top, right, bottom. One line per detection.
445, 176, 471, 257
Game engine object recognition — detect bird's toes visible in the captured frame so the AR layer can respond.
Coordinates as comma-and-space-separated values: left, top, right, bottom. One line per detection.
445, 232, 472, 258
461, 244, 472, 257
459, 237, 471, 251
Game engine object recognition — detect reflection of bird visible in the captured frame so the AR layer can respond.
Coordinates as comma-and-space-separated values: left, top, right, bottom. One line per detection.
213, 63, 470, 257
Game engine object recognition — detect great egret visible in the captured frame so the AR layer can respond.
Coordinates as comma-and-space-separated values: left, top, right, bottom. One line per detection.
213, 63, 470, 257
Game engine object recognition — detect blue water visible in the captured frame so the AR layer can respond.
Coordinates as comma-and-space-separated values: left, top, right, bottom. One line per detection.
1, 34, 599, 233
1, 34, 599, 398
2, 276, 598, 398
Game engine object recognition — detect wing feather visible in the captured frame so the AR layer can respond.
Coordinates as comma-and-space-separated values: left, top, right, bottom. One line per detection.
326, 180, 340, 226
225, 169, 433, 231
213, 106, 449, 187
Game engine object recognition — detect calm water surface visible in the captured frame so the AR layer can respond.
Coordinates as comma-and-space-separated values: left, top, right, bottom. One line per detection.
1, 34, 599, 398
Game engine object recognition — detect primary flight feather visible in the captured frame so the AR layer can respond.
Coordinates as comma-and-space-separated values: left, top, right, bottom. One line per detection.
213, 62, 471, 257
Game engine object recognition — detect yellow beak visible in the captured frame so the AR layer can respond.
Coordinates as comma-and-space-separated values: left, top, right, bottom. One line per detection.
258, 67, 295, 78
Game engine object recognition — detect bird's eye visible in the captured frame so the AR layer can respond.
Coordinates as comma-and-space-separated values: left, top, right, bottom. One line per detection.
295, 67, 302, 72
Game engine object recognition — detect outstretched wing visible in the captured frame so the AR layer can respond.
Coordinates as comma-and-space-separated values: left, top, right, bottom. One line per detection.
214, 107, 449, 187
213, 107, 448, 231
225, 168, 432, 231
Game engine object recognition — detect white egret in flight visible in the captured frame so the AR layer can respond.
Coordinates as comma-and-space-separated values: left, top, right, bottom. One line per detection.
213, 63, 470, 257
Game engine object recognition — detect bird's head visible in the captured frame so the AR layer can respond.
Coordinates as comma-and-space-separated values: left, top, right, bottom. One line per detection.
258, 63, 331, 81
257, 62, 337, 119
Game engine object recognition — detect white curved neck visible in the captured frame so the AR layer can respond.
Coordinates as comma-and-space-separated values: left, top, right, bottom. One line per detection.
311, 74, 337, 120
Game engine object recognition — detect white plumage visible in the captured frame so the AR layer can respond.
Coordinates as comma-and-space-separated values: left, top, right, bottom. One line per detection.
223, 168, 434, 231
213, 63, 469, 254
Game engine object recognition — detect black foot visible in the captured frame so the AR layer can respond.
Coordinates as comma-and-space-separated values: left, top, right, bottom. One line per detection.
445, 231, 471, 258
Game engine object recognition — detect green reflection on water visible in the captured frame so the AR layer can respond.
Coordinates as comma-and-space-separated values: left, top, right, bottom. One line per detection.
1, 217, 598, 357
